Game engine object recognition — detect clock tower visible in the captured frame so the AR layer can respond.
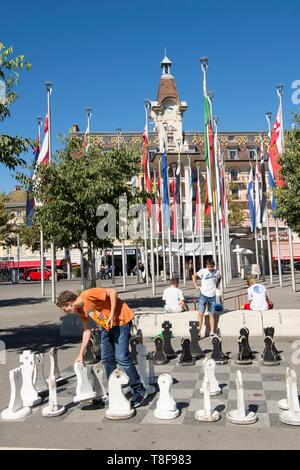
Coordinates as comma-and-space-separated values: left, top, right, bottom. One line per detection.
150, 55, 188, 152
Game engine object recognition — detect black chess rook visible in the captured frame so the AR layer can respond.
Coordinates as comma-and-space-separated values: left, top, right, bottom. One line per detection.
162, 321, 177, 359
189, 321, 204, 359
129, 336, 142, 365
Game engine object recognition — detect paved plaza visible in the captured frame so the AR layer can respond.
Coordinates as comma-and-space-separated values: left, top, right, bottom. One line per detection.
0, 277, 300, 449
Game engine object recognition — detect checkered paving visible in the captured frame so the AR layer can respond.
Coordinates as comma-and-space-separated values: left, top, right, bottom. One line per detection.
6, 353, 294, 428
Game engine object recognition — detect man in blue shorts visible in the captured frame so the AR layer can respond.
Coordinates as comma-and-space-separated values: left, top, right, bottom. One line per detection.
192, 259, 221, 338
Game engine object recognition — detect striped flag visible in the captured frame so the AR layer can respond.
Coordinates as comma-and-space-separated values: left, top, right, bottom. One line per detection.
204, 95, 215, 216
26, 134, 41, 226
255, 161, 261, 229
36, 115, 49, 165
260, 154, 267, 226
247, 165, 255, 232
269, 104, 284, 187
154, 173, 161, 237
143, 127, 152, 217
194, 170, 201, 236
161, 143, 170, 227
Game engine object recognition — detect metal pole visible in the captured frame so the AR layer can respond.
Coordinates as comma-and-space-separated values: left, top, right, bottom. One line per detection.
158, 157, 167, 283
172, 165, 181, 277
111, 247, 115, 286
153, 169, 160, 282
135, 242, 139, 284
45, 81, 56, 303
40, 228, 45, 295
277, 85, 296, 292
265, 112, 273, 285
143, 212, 149, 286
178, 144, 186, 285
121, 240, 126, 290
213, 116, 224, 291
275, 219, 283, 287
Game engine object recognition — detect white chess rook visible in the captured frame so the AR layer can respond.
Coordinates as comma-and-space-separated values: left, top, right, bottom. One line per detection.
195, 375, 221, 422
20, 350, 42, 407
73, 362, 97, 403
49, 347, 63, 383
33, 353, 48, 393
226, 370, 257, 424
1, 368, 32, 420
136, 344, 155, 395
154, 374, 179, 420
106, 369, 135, 420
42, 374, 66, 417
92, 362, 108, 399
280, 368, 300, 425
200, 358, 221, 396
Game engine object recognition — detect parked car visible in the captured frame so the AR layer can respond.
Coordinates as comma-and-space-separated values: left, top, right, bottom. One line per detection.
294, 261, 300, 271
21, 268, 62, 282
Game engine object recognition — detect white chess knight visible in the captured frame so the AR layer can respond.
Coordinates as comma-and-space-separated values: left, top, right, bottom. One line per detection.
42, 374, 66, 417
1, 368, 32, 420
226, 370, 257, 425
278, 367, 300, 411
136, 343, 155, 395
200, 358, 221, 396
279, 368, 300, 425
73, 362, 97, 403
154, 374, 179, 420
33, 353, 48, 393
195, 375, 221, 422
20, 350, 41, 407
106, 369, 135, 420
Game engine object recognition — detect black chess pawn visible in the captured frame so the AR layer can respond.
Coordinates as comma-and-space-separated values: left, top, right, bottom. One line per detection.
179, 338, 195, 365
129, 336, 141, 365
239, 327, 254, 360
262, 336, 281, 365
189, 321, 204, 359
235, 335, 253, 365
161, 321, 177, 359
153, 336, 168, 365
211, 336, 228, 364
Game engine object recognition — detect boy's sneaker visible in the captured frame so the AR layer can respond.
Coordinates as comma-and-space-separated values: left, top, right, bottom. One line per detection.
131, 390, 147, 408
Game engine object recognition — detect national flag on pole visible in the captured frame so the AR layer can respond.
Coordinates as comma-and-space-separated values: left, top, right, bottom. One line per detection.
171, 172, 176, 235
36, 115, 49, 165
260, 154, 267, 226
82, 124, 91, 152
194, 171, 201, 236
255, 160, 261, 229
247, 166, 255, 232
269, 104, 284, 187
143, 127, 152, 217
186, 162, 193, 232
26, 135, 40, 226
154, 174, 161, 237
203, 95, 215, 216
161, 143, 170, 227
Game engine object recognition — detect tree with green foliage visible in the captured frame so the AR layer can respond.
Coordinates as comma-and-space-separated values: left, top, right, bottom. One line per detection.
274, 114, 300, 234
0, 43, 32, 169
23, 138, 142, 287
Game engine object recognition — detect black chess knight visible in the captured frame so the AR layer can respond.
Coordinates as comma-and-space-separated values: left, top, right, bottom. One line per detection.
153, 336, 168, 365
179, 338, 195, 365
129, 335, 142, 365
189, 321, 204, 359
211, 336, 228, 364
162, 321, 177, 359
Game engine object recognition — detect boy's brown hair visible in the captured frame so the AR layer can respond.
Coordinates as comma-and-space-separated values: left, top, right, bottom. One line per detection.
247, 275, 256, 287
206, 259, 215, 267
56, 290, 78, 308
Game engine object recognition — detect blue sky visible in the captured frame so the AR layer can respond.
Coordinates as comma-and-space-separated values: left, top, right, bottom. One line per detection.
1, 0, 300, 192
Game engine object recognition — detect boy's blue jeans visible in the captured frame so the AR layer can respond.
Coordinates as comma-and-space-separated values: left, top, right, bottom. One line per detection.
101, 321, 144, 396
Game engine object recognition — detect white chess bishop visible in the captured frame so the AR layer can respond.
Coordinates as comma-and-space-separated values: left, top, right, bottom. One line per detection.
200, 358, 221, 396
154, 374, 179, 420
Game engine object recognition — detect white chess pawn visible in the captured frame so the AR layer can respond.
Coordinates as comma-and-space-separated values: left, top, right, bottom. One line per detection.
49, 348, 64, 383
42, 374, 66, 417
33, 353, 48, 393
92, 362, 108, 400
226, 370, 257, 425
200, 358, 221, 396
154, 374, 179, 420
195, 375, 221, 422
1, 368, 32, 420
106, 369, 135, 420
73, 362, 97, 403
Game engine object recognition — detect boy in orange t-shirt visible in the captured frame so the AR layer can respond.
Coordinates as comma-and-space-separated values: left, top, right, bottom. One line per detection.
57, 288, 146, 408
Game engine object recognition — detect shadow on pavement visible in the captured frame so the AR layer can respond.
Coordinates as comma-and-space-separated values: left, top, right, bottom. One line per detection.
0, 297, 49, 307
0, 322, 81, 353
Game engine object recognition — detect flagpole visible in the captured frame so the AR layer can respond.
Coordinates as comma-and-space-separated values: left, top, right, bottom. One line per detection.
153, 169, 160, 282
158, 157, 167, 283
37, 116, 45, 297
187, 155, 196, 273
177, 142, 186, 285
195, 162, 204, 270
200, 57, 217, 264
172, 165, 181, 277
265, 112, 273, 285
256, 143, 266, 281
164, 129, 173, 278
277, 85, 296, 292
45, 81, 56, 303
144, 99, 156, 294
212, 114, 224, 291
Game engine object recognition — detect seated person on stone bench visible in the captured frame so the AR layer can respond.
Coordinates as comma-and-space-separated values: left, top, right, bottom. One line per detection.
242, 275, 273, 311
162, 278, 188, 313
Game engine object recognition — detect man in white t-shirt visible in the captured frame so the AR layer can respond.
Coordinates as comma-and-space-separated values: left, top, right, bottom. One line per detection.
192, 259, 221, 337
242, 275, 273, 311
162, 278, 188, 313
